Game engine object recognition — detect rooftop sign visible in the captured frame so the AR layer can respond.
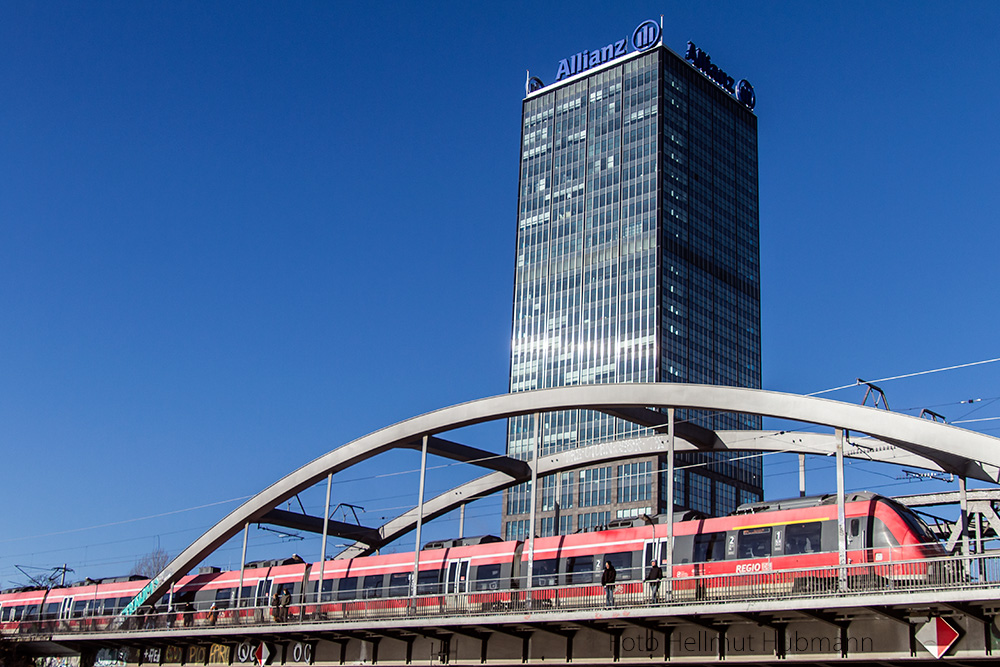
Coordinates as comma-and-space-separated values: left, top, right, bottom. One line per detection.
527, 20, 756, 112
685, 41, 756, 110
554, 19, 661, 82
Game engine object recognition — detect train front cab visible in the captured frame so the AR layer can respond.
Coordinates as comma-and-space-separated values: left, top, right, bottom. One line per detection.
504, 493, 949, 606
667, 495, 947, 598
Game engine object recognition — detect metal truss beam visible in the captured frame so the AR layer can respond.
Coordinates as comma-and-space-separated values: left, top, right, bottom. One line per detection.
895, 489, 1000, 506
257, 508, 381, 543
400, 436, 531, 478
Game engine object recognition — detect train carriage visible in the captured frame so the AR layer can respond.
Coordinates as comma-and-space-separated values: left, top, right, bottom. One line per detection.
300, 536, 520, 619
0, 576, 149, 634
0, 492, 950, 633
0, 587, 48, 633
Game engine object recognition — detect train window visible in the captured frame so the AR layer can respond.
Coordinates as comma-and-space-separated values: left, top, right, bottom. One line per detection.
417, 570, 442, 595
693, 532, 726, 562
566, 556, 594, 584
895, 507, 938, 543
42, 602, 59, 620
605, 552, 633, 580
738, 527, 772, 559
665, 537, 688, 564
784, 522, 823, 555
475, 563, 503, 591
73, 600, 90, 618
388, 572, 410, 597
873, 519, 900, 548
531, 559, 558, 587
313, 579, 333, 603
118, 597, 133, 613
362, 574, 384, 599
237, 585, 255, 606
214, 588, 233, 609
337, 577, 359, 601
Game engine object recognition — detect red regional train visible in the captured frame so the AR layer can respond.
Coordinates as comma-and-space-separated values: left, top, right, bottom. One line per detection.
0, 492, 947, 632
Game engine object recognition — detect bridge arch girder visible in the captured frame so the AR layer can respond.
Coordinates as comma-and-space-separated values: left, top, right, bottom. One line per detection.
134, 384, 1000, 611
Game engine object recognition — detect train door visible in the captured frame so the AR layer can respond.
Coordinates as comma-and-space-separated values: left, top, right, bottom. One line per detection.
444, 559, 470, 612
59, 597, 74, 621
446, 559, 470, 594
643, 539, 669, 574
847, 517, 870, 563
255, 579, 273, 621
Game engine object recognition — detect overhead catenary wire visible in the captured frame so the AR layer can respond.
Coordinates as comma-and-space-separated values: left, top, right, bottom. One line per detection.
807, 356, 1000, 397
0, 496, 255, 545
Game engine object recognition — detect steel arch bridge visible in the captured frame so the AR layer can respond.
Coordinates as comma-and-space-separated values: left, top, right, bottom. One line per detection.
126, 384, 1000, 614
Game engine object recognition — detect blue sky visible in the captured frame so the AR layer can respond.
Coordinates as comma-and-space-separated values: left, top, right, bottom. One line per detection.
2, 1, 999, 586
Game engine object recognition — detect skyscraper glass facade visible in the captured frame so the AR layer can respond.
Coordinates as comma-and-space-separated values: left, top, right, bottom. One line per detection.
504, 38, 762, 539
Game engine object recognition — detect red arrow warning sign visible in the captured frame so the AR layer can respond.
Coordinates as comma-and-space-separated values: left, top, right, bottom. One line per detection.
916, 617, 959, 659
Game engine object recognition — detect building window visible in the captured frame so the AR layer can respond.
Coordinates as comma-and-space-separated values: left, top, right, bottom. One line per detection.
689, 473, 712, 515
579, 467, 611, 507
559, 472, 575, 509
578, 511, 610, 533
541, 475, 556, 511
662, 467, 685, 510
504, 520, 529, 541
740, 488, 761, 506
506, 481, 532, 516
715, 481, 737, 515
617, 461, 652, 503
616, 506, 652, 520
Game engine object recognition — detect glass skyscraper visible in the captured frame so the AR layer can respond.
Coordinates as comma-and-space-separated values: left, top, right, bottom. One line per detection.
503, 29, 762, 540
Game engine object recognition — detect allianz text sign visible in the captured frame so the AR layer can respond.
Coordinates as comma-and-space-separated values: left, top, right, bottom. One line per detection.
555, 19, 661, 82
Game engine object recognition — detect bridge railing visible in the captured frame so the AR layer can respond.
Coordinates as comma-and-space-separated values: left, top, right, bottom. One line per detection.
8, 552, 999, 637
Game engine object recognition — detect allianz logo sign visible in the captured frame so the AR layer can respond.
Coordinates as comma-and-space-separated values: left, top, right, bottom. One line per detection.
555, 19, 661, 82
685, 41, 756, 110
